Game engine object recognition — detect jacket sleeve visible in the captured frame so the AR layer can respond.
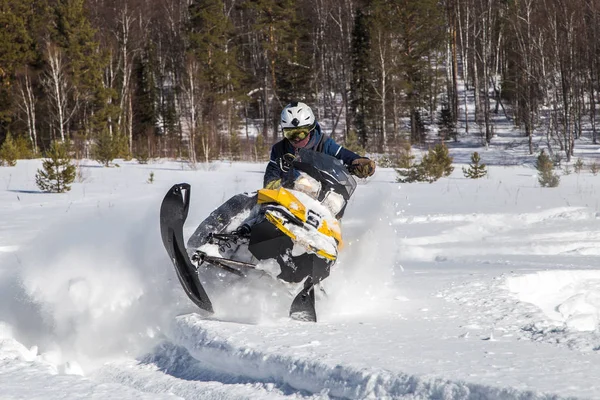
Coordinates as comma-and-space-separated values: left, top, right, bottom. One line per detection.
263, 147, 282, 187
322, 137, 362, 166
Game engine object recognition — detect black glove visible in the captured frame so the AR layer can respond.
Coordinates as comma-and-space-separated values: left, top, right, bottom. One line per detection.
350, 158, 376, 178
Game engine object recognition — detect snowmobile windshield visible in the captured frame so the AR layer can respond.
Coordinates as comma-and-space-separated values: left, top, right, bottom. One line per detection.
294, 149, 357, 199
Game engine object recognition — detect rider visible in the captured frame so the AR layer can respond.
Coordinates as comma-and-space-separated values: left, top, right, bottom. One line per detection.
263, 101, 376, 189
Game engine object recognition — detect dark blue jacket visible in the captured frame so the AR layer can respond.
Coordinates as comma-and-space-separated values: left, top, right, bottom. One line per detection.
263, 123, 362, 187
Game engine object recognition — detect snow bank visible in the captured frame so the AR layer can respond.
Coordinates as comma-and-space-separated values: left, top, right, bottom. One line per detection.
163, 315, 570, 400
507, 271, 600, 332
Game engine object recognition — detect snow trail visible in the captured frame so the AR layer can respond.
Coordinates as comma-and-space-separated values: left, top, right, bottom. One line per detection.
151, 314, 573, 400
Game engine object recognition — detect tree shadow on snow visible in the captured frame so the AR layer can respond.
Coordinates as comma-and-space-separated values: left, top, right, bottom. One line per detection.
8, 189, 45, 195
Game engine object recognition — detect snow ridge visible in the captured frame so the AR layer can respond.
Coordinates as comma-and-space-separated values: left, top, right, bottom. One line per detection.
166, 315, 569, 400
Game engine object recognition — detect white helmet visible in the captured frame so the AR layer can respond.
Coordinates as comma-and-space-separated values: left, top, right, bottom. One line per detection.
280, 102, 316, 131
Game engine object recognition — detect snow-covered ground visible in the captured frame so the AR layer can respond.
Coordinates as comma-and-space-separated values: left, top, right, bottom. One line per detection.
1, 151, 600, 399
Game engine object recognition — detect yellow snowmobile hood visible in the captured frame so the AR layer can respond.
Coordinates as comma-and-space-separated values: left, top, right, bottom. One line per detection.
257, 188, 306, 222
257, 187, 343, 260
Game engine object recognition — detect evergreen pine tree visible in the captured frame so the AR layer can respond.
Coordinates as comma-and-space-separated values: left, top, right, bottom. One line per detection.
0, 132, 19, 166
438, 103, 457, 141
132, 47, 159, 141
272, 2, 312, 99
254, 135, 268, 162
188, 0, 244, 99
420, 143, 454, 183
245, 0, 310, 103
396, 0, 445, 144
93, 131, 119, 167
396, 144, 454, 183
187, 0, 246, 153
14, 134, 33, 159
462, 152, 487, 179
52, 0, 115, 138
133, 137, 151, 164
350, 7, 374, 148
395, 158, 423, 183
536, 150, 560, 187
115, 133, 131, 160
35, 141, 76, 193
0, 0, 36, 127
397, 140, 415, 169
574, 158, 584, 174
229, 131, 241, 160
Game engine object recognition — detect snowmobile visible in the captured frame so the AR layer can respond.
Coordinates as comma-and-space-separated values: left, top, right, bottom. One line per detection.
159, 149, 357, 322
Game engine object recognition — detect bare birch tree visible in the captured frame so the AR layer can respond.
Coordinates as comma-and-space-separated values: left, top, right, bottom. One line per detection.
43, 43, 78, 142
16, 68, 38, 154
508, 0, 541, 154
116, 5, 136, 151
181, 57, 203, 164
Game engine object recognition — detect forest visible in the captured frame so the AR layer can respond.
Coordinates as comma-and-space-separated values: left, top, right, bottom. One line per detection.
0, 0, 599, 163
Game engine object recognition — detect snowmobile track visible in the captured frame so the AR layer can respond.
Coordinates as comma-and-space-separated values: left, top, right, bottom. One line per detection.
147, 314, 573, 400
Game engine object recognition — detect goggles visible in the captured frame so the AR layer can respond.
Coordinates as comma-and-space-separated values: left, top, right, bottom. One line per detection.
283, 126, 313, 142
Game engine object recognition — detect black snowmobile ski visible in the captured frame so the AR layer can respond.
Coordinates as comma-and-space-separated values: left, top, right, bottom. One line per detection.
289, 278, 317, 322
160, 183, 214, 313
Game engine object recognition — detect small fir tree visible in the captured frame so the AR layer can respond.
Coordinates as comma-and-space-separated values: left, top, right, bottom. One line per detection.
133, 138, 151, 164
438, 103, 457, 142
0, 133, 19, 166
254, 135, 268, 162
36, 141, 76, 193
536, 150, 560, 187
589, 161, 600, 176
115, 133, 131, 160
573, 158, 584, 174
93, 131, 119, 167
136, 151, 150, 164
229, 131, 241, 160
396, 143, 454, 183
420, 143, 454, 182
397, 140, 412, 165
396, 162, 425, 183
462, 152, 487, 179
395, 144, 421, 182
14, 135, 34, 159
